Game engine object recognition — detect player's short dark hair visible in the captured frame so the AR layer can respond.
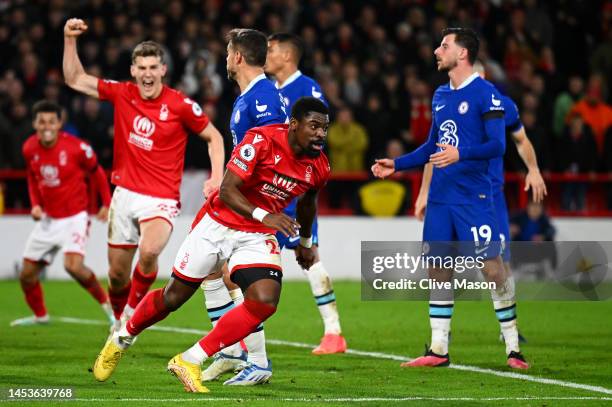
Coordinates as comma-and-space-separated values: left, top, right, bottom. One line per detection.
267, 32, 304, 62
291, 97, 328, 121
442, 27, 479, 64
32, 100, 62, 119
226, 28, 267, 67
132, 41, 165, 64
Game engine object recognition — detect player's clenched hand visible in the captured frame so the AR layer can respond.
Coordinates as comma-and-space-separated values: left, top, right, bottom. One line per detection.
429, 143, 459, 168
524, 170, 547, 203
262, 213, 300, 238
64, 18, 88, 38
295, 245, 316, 270
414, 192, 427, 221
31, 205, 44, 221
96, 206, 109, 222
203, 177, 222, 199
371, 159, 395, 179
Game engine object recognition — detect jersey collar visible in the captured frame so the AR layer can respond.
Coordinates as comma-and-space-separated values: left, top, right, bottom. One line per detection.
241, 73, 267, 96
449, 72, 479, 90
276, 70, 302, 89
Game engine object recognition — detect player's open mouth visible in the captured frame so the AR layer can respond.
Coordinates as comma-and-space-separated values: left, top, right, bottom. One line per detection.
142, 80, 154, 90
310, 141, 325, 151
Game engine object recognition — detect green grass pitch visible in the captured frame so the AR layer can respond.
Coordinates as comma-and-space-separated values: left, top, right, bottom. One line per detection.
1, 280, 611, 406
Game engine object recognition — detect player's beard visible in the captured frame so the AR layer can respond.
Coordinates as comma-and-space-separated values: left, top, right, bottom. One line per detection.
437, 58, 457, 72
227, 67, 236, 81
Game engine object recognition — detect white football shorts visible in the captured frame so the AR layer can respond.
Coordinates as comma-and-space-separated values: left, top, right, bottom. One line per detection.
172, 213, 282, 283
108, 186, 180, 247
23, 210, 90, 264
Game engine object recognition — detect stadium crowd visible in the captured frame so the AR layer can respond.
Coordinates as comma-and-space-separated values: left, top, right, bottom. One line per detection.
0, 0, 611, 210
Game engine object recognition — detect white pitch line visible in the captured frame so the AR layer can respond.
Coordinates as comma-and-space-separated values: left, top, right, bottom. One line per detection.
55, 316, 612, 396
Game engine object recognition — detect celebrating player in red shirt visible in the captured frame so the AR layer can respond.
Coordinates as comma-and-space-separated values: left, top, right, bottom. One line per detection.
93, 97, 330, 392
62, 18, 225, 328
11, 100, 112, 327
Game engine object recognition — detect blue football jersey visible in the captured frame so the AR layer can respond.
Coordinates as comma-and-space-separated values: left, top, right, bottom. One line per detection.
427, 74, 506, 204
488, 93, 523, 190
276, 70, 328, 112
230, 74, 287, 146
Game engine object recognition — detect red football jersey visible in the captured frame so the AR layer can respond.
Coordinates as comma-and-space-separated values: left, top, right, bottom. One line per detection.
203, 124, 330, 234
97, 80, 210, 200
23, 132, 100, 218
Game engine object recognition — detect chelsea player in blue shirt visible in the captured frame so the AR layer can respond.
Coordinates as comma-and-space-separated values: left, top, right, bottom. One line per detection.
414, 60, 546, 368
201, 28, 288, 385
265, 32, 347, 355
372, 28, 529, 369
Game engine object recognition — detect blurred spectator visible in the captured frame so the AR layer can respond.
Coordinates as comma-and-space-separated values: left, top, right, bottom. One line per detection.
566, 73, 612, 153
407, 79, 431, 146
327, 106, 369, 173
327, 106, 369, 208
74, 98, 113, 168
559, 116, 598, 211
510, 201, 556, 242
553, 75, 584, 138
361, 94, 392, 165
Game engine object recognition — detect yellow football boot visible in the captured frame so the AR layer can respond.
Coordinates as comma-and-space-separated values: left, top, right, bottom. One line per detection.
93, 339, 125, 381
167, 354, 210, 393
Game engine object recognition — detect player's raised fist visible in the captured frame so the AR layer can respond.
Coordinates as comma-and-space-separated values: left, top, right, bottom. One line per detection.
64, 18, 88, 37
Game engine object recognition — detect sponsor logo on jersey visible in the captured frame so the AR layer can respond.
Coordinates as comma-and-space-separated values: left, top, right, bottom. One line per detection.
129, 115, 155, 151
234, 109, 241, 124
311, 86, 322, 99
272, 173, 298, 192
274, 154, 282, 165
255, 99, 268, 112
255, 99, 272, 119
458, 101, 469, 114
59, 150, 67, 166
489, 94, 504, 111
253, 134, 264, 144
491, 94, 501, 106
40, 165, 60, 187
260, 172, 300, 201
438, 119, 459, 147
261, 183, 290, 200
159, 104, 169, 121
239, 144, 256, 161
232, 157, 248, 172
435, 104, 446, 112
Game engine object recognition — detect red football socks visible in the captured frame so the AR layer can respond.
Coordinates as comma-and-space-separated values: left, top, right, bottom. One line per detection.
77, 273, 108, 304
127, 264, 158, 309
198, 299, 276, 356
21, 280, 47, 317
126, 288, 169, 336
108, 281, 131, 320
